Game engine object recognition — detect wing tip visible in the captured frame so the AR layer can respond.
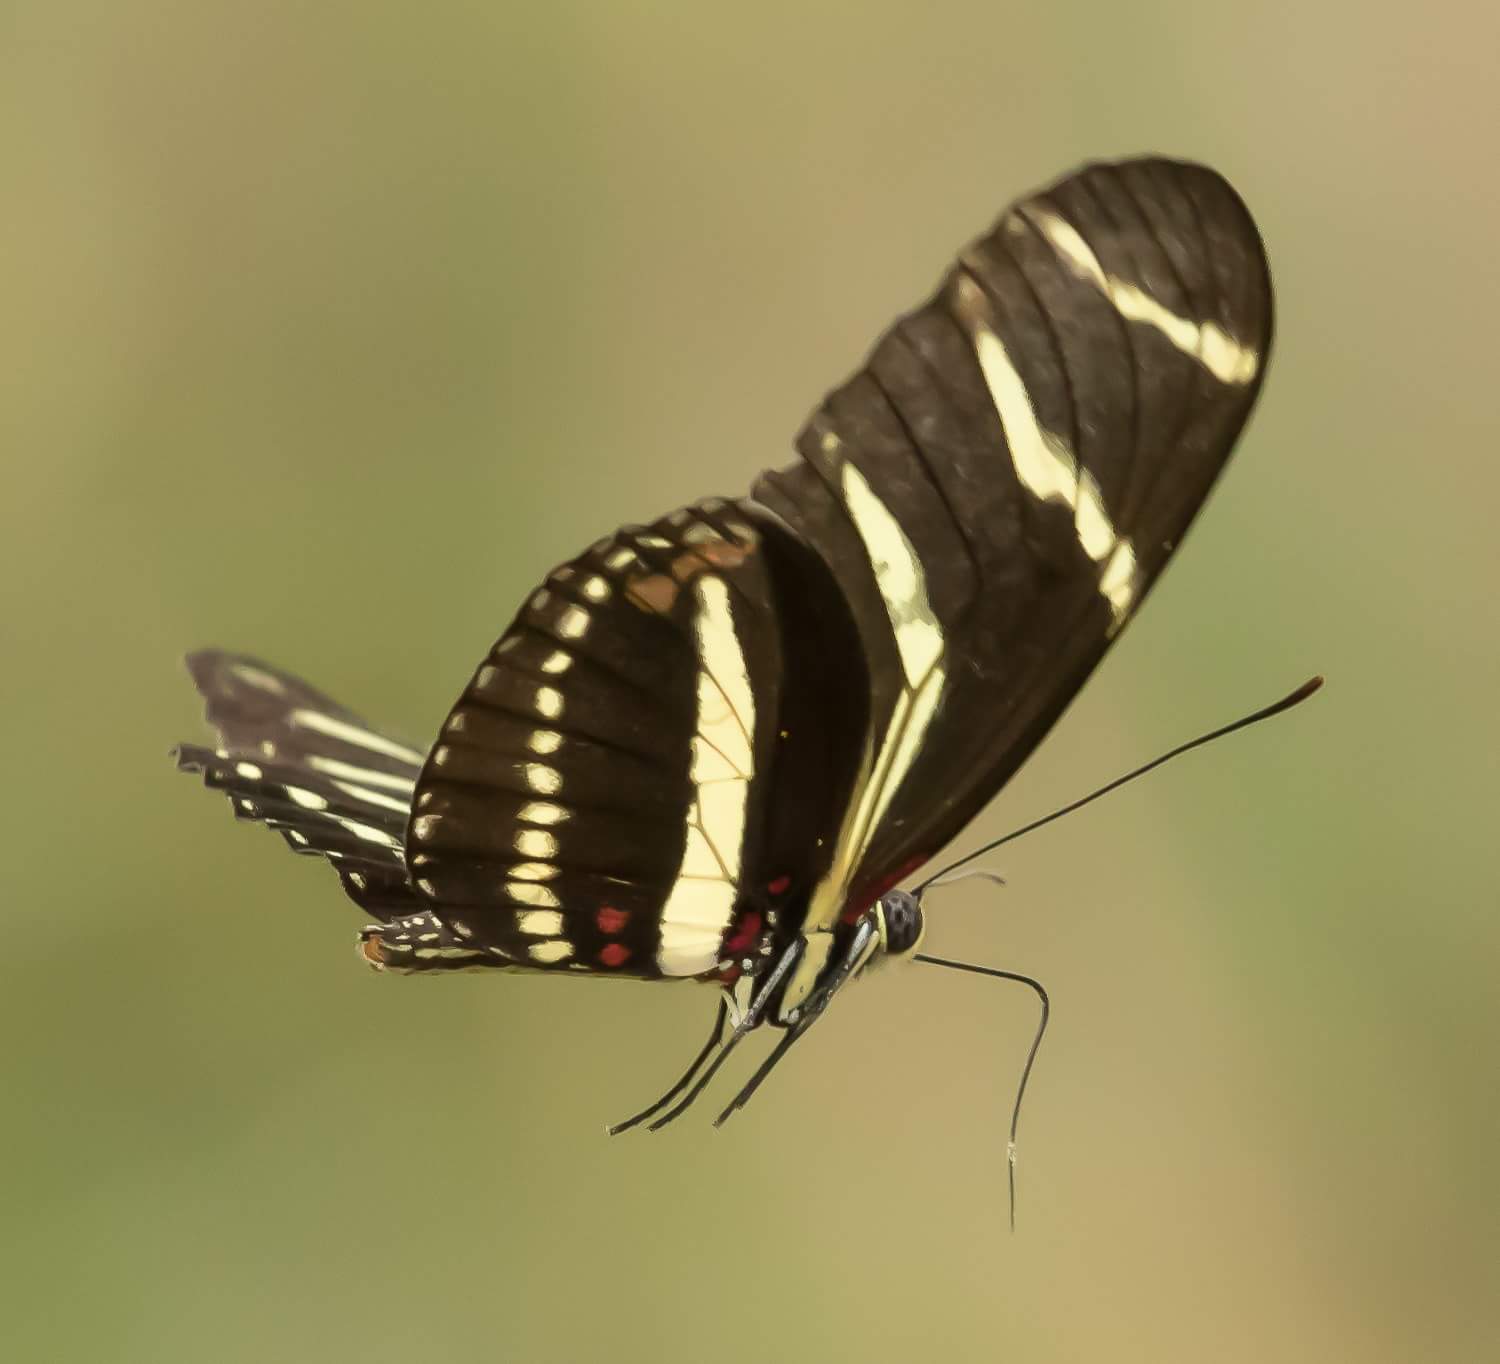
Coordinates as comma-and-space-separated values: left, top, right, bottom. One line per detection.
182, 647, 228, 689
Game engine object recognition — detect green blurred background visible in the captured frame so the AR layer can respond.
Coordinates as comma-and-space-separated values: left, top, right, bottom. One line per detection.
4, 3, 1496, 1360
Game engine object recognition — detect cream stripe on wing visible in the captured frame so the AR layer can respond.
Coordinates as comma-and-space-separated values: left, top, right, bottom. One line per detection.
838, 461, 945, 687
951, 268, 1140, 629
655, 576, 756, 977
798, 455, 948, 947
305, 755, 418, 791
1024, 207, 1261, 387
289, 709, 426, 766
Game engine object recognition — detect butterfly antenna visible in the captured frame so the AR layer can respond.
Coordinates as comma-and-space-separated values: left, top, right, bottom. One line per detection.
922, 868, 1008, 892
914, 953, 1049, 1232
915, 676, 1323, 894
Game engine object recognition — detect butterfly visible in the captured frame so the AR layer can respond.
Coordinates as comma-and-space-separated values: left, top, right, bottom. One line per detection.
176, 155, 1274, 1132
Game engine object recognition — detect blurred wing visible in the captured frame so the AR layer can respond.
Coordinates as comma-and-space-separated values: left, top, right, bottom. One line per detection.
407, 502, 793, 980
751, 156, 1273, 931
174, 650, 425, 920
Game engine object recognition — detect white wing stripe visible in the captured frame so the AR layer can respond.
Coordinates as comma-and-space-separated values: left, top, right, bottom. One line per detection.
290, 709, 425, 766
306, 755, 417, 791
655, 576, 755, 976
1025, 207, 1260, 387
836, 459, 945, 687
954, 268, 1139, 627
799, 458, 948, 941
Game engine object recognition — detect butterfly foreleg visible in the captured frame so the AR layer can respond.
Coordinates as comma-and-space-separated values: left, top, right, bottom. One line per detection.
712, 914, 883, 1127
605, 996, 729, 1135
636, 936, 805, 1132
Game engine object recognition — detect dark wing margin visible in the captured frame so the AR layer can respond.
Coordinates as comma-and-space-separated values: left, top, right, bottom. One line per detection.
173, 650, 425, 920
753, 156, 1274, 930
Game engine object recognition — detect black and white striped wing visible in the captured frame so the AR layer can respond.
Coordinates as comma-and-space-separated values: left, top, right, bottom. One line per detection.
752, 156, 1273, 933
174, 650, 425, 920
405, 503, 790, 979
174, 156, 1272, 1002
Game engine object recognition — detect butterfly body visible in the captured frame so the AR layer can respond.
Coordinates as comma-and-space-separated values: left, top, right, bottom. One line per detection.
176, 156, 1273, 1112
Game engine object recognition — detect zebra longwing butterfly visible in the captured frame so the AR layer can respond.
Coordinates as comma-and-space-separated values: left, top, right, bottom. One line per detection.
176, 155, 1273, 1128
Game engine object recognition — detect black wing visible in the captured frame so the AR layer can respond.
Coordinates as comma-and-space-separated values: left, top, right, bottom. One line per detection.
751, 156, 1273, 935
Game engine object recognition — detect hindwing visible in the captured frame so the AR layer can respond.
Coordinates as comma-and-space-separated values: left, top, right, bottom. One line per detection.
407, 502, 795, 979
175, 650, 425, 920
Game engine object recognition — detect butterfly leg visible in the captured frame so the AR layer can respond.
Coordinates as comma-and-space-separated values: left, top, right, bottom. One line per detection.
640, 937, 805, 1132
605, 997, 729, 1135
713, 915, 882, 1127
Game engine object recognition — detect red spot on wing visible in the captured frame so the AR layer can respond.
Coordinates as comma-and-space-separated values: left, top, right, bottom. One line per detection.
598, 943, 630, 968
767, 875, 791, 895
724, 911, 762, 955
596, 905, 628, 934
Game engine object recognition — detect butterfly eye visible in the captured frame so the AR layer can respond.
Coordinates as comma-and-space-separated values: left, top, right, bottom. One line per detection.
876, 890, 924, 957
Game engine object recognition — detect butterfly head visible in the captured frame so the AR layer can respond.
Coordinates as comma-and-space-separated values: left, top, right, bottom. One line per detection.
873, 888, 926, 959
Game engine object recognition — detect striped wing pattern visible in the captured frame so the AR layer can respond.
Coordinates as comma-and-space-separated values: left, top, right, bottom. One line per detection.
755, 157, 1272, 945
173, 650, 426, 921
402, 501, 787, 979
177, 157, 1273, 997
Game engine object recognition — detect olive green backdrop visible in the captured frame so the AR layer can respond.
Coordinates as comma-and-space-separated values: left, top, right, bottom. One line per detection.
4, 3, 1495, 1361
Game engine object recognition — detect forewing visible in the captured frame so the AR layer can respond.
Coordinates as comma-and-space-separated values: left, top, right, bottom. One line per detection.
754, 156, 1274, 928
